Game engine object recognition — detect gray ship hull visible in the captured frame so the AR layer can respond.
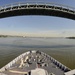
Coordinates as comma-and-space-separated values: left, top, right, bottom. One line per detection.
0, 50, 71, 75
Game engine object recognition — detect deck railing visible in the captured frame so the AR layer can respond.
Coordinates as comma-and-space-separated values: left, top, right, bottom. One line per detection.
0, 50, 71, 72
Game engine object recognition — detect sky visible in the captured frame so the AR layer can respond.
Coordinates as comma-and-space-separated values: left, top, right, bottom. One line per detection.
0, 0, 75, 37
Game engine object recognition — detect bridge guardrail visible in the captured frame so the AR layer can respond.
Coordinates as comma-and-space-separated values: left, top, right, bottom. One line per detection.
0, 2, 75, 11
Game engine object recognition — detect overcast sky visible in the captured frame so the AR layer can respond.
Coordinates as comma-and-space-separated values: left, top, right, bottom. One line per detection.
0, 0, 75, 37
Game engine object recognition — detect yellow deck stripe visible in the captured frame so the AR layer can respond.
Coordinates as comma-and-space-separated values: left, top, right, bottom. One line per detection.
9, 70, 28, 74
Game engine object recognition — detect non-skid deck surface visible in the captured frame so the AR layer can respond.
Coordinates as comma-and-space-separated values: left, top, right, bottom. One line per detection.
0, 51, 65, 75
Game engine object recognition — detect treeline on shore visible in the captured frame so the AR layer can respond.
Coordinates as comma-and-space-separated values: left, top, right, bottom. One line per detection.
0, 35, 8, 37
66, 37, 75, 39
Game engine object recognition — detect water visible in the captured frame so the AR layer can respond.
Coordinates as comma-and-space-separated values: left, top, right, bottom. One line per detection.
0, 37, 75, 69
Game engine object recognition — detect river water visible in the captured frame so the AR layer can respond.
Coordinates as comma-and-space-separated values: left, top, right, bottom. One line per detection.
0, 37, 75, 69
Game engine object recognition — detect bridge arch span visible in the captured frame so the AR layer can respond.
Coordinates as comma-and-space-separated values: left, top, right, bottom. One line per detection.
0, 2, 75, 20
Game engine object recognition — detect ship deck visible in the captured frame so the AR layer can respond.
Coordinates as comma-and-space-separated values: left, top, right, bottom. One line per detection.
0, 50, 70, 75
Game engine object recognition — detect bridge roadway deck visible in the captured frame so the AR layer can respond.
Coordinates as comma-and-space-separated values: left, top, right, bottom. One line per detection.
0, 2, 75, 20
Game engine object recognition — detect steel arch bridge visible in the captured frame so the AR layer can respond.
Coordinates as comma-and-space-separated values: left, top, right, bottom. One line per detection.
0, 2, 75, 20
